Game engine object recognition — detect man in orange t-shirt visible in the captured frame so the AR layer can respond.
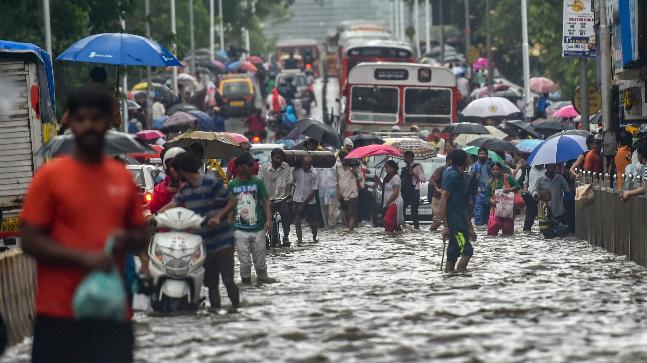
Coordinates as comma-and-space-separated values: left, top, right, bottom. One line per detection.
615, 134, 633, 190
21, 85, 148, 363
583, 135, 603, 173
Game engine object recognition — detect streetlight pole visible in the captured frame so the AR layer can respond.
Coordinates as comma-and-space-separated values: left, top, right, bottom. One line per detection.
210, 0, 215, 61
170, 0, 178, 93
120, 18, 128, 133
599, 0, 611, 131
439, 0, 445, 64
43, 0, 52, 56
521, 0, 531, 118
189, 0, 196, 76
218, 0, 225, 51
425, 0, 430, 54
414, 0, 420, 57
485, 0, 493, 96
145, 0, 153, 128
464, 0, 470, 53
399, 0, 405, 41
394, 0, 399, 40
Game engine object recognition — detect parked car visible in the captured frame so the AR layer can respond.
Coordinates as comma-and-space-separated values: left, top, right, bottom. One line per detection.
219, 75, 255, 117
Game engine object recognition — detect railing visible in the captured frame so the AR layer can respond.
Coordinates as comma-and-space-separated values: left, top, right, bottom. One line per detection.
0, 249, 36, 345
574, 169, 647, 266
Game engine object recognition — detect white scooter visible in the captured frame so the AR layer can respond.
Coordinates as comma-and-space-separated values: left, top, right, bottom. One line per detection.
148, 207, 206, 313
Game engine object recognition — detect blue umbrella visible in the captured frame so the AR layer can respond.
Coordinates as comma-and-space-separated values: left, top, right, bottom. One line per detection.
57, 33, 182, 67
516, 139, 543, 153
152, 116, 169, 130
227, 60, 242, 71
189, 110, 217, 132
527, 135, 587, 166
215, 49, 229, 63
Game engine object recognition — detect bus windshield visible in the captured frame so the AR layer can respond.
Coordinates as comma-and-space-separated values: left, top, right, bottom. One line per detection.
350, 86, 399, 122
404, 88, 452, 123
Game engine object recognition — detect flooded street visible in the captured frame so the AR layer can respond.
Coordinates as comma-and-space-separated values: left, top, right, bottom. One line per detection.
6, 224, 647, 362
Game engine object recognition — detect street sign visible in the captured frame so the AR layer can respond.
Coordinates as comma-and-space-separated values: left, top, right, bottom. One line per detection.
466, 47, 479, 64
572, 85, 602, 115
562, 0, 596, 57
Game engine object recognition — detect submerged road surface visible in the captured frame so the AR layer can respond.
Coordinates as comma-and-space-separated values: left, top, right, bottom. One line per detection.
4, 225, 647, 362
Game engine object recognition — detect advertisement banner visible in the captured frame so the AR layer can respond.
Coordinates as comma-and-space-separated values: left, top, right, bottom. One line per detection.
619, 0, 639, 65
562, 0, 596, 57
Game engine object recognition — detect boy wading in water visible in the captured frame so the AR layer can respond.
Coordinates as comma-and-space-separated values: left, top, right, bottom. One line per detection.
439, 150, 477, 272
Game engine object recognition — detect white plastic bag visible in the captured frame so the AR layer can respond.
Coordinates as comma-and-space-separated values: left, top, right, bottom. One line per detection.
494, 189, 514, 219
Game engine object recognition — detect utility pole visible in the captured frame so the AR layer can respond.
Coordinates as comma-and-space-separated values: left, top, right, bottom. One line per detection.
485, 0, 493, 96
210, 0, 215, 61
145, 0, 153, 128
189, 0, 196, 76
120, 18, 128, 133
399, 0, 405, 41
218, 0, 225, 51
464, 0, 470, 54
425, 0, 430, 54
414, 0, 420, 57
43, 0, 52, 56
439, 0, 445, 64
170, 0, 178, 93
521, 0, 531, 118
599, 0, 611, 130
394, 0, 399, 40
580, 58, 589, 126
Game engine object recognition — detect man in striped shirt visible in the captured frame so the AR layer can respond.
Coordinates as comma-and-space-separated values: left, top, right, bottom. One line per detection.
160, 152, 239, 313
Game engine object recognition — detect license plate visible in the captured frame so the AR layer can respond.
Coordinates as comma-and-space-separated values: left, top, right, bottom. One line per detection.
230, 101, 244, 107
1, 217, 20, 233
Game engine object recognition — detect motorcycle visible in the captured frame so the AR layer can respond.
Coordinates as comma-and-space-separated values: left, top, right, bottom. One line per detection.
148, 207, 206, 313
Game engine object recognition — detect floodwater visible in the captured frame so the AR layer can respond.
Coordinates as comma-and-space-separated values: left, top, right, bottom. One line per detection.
5, 223, 647, 363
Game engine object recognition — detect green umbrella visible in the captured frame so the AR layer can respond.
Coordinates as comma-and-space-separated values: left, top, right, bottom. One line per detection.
462, 146, 504, 164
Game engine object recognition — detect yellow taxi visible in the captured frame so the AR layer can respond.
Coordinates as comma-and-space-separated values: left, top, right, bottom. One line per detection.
219, 75, 255, 117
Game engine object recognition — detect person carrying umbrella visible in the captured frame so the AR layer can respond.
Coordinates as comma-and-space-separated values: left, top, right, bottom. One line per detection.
293, 154, 320, 243
373, 160, 404, 234
534, 93, 551, 119
336, 150, 364, 232
531, 164, 571, 230
469, 147, 493, 226
400, 151, 426, 229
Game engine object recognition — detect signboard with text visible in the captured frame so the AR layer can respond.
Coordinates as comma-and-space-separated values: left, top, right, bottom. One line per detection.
562, 0, 596, 57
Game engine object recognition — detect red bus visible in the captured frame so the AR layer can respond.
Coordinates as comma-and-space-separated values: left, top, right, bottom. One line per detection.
339, 62, 459, 136
339, 39, 414, 88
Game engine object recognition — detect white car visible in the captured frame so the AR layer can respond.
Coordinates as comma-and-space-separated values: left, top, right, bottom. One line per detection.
250, 143, 285, 165
126, 164, 163, 207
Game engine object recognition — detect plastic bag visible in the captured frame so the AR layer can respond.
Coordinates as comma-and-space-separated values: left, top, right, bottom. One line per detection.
494, 189, 514, 219
575, 184, 594, 207
73, 236, 126, 321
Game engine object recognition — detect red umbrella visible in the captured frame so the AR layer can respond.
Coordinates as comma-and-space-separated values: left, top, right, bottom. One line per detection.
345, 144, 403, 159
136, 130, 165, 141
552, 104, 579, 119
240, 61, 257, 73
220, 132, 249, 144
247, 56, 263, 65
530, 77, 559, 94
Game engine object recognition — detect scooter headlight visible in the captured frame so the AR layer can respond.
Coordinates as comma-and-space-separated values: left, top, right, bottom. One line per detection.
191, 247, 203, 264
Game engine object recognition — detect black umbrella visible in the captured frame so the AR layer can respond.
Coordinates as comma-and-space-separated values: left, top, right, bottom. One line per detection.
37, 130, 155, 159
547, 129, 592, 139
443, 122, 489, 135
167, 103, 199, 115
504, 120, 541, 139
349, 133, 384, 147
467, 138, 518, 155
296, 118, 341, 148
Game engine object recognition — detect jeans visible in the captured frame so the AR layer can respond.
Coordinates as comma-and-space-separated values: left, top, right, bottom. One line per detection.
473, 193, 490, 226
521, 192, 538, 231
402, 191, 420, 228
204, 245, 239, 308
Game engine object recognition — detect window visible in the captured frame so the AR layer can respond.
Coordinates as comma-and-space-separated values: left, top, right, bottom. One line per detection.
223, 81, 250, 96
350, 86, 399, 123
404, 88, 452, 123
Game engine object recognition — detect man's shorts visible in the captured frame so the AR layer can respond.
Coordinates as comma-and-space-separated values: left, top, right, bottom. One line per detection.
340, 197, 359, 217
447, 231, 474, 263
293, 202, 318, 222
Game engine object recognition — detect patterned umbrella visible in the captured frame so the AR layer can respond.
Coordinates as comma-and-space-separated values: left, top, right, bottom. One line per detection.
166, 131, 242, 159
527, 135, 587, 166
385, 138, 437, 160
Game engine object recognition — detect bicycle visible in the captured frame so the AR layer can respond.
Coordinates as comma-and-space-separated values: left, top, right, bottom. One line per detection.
266, 195, 290, 249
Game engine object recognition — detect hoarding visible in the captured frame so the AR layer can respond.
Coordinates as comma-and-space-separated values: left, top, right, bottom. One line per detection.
562, 0, 596, 57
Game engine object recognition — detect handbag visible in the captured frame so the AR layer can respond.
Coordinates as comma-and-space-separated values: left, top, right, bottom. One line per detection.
494, 189, 515, 218
73, 236, 126, 321
503, 173, 525, 208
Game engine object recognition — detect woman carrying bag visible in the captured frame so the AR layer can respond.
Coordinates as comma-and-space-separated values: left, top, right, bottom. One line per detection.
486, 162, 521, 236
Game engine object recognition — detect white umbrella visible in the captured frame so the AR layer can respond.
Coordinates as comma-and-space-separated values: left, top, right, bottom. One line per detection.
484, 126, 509, 140
453, 133, 493, 146
462, 97, 521, 119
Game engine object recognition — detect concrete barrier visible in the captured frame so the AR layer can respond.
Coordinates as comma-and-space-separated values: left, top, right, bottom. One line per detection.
0, 250, 35, 345
575, 170, 647, 266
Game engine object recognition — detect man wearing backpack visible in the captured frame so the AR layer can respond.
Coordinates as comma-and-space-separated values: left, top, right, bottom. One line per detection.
400, 151, 426, 229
